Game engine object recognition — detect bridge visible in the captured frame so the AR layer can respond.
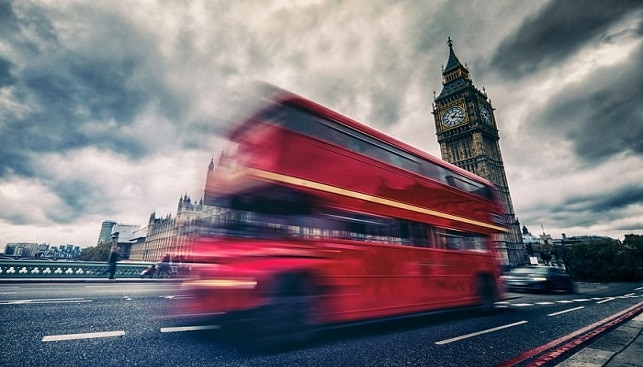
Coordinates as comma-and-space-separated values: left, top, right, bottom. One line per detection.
0, 259, 187, 279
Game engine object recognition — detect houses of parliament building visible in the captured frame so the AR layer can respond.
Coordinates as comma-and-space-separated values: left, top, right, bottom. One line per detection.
129, 39, 525, 265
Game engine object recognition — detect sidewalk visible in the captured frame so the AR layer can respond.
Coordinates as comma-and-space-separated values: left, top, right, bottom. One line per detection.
554, 313, 643, 367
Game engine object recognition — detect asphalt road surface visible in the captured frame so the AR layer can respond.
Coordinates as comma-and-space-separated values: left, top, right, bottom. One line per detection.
1, 281, 641, 366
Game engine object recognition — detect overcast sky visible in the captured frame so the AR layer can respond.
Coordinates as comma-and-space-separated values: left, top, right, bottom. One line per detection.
1, 0, 642, 248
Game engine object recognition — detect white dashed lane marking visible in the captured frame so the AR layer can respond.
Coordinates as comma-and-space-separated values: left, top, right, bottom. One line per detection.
0, 298, 92, 305
547, 306, 585, 317
42, 331, 125, 342
501, 292, 640, 307
160, 325, 220, 333
435, 320, 528, 345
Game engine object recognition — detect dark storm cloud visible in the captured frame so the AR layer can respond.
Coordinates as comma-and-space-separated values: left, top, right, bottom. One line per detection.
0, 57, 15, 87
566, 185, 643, 213
49, 178, 103, 223
535, 45, 643, 163
0, 0, 19, 34
537, 184, 643, 231
0, 2, 184, 177
491, 0, 643, 78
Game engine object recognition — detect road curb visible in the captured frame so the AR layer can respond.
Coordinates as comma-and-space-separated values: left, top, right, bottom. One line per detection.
496, 301, 643, 367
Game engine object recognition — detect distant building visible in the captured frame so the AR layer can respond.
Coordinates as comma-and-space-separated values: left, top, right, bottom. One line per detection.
128, 192, 222, 262
521, 226, 540, 245
97, 220, 117, 245
4, 242, 40, 257
3, 242, 80, 259
129, 158, 227, 262
129, 227, 147, 249
110, 223, 142, 260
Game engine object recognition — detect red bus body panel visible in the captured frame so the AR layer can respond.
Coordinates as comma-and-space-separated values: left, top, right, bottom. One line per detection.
186, 89, 506, 326
210, 120, 503, 234
183, 236, 500, 324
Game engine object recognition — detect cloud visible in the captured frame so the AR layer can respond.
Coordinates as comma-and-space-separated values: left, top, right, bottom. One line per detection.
491, 0, 643, 78
0, 1, 190, 177
0, 0, 641, 247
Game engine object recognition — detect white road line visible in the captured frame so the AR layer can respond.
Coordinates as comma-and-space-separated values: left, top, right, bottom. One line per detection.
42, 331, 125, 342
435, 320, 528, 345
557, 300, 574, 303
572, 299, 591, 302
160, 325, 221, 333
0, 298, 92, 305
161, 295, 194, 300
597, 297, 615, 304
535, 302, 555, 305
91, 289, 177, 293
548, 306, 584, 316
513, 303, 534, 307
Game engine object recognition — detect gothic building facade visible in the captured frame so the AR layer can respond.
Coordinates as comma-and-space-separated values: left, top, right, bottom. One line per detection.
432, 39, 524, 265
129, 157, 227, 262
128, 192, 220, 262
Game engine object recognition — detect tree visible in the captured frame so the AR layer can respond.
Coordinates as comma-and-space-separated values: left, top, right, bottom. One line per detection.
552, 244, 572, 269
566, 237, 643, 282
78, 242, 113, 262
623, 234, 643, 254
525, 243, 533, 256
620, 234, 643, 280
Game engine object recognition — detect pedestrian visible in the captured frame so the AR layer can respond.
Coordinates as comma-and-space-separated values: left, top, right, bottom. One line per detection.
106, 247, 120, 279
140, 264, 156, 278
158, 254, 171, 279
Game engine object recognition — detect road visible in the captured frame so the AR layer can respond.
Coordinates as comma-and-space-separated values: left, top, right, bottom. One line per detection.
0, 281, 641, 366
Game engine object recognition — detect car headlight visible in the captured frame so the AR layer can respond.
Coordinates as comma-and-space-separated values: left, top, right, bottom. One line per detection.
531, 277, 547, 282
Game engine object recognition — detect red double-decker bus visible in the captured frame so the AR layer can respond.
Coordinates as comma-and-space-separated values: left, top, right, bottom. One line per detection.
181, 85, 507, 347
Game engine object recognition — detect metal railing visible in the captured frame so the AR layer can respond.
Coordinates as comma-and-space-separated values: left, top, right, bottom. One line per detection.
0, 259, 161, 279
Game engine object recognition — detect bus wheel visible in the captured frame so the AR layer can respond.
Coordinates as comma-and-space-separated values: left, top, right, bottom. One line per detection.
477, 275, 497, 314
254, 276, 315, 351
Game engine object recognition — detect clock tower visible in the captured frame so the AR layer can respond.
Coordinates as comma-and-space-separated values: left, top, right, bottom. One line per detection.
432, 38, 523, 265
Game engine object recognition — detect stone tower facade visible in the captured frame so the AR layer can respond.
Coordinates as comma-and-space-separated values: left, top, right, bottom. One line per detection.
432, 39, 523, 265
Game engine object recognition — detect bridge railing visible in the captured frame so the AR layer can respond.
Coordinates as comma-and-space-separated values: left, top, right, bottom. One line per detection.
0, 260, 173, 279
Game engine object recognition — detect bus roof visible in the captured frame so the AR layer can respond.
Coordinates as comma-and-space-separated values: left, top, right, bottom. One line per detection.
259, 87, 495, 189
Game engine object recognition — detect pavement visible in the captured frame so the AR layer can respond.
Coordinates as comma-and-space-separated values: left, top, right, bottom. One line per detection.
3, 278, 641, 366
553, 312, 643, 367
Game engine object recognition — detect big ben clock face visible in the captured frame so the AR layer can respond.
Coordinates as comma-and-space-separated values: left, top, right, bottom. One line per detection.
442, 106, 465, 127
481, 106, 492, 124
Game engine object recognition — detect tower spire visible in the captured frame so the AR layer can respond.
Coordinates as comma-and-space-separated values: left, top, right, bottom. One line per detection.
440, 38, 471, 88
443, 37, 467, 75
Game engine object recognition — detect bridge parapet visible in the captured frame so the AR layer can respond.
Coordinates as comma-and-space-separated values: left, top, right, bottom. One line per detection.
0, 260, 154, 279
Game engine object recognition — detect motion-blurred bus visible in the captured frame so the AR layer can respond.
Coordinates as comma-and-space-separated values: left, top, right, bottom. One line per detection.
181, 85, 507, 347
